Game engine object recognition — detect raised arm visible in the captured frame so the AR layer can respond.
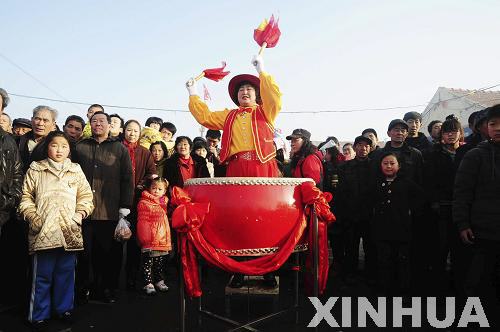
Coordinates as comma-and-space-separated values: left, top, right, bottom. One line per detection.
186, 78, 229, 130
253, 55, 282, 125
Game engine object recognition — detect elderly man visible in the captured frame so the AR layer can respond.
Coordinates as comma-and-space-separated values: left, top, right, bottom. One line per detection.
0, 88, 24, 307
18, 105, 57, 173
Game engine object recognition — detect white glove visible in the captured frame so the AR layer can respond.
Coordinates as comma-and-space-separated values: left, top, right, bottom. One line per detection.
252, 55, 265, 74
119, 208, 131, 219
185, 78, 198, 96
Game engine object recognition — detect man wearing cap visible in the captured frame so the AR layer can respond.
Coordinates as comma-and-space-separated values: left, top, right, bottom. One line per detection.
371, 119, 424, 185
404, 111, 431, 152
12, 118, 32, 137
362, 128, 380, 156
335, 136, 375, 284
186, 54, 281, 177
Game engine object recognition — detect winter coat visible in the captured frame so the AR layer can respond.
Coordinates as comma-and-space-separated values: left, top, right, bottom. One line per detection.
423, 144, 458, 205
454, 137, 486, 171
336, 158, 372, 224
155, 158, 167, 179
126, 143, 157, 189
291, 151, 324, 187
18, 159, 94, 254
163, 153, 210, 189
371, 142, 424, 186
0, 128, 23, 227
453, 141, 500, 240
137, 190, 171, 252
370, 176, 424, 242
74, 136, 134, 220
405, 132, 431, 153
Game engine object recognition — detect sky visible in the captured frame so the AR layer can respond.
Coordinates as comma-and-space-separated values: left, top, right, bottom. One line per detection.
2, 0, 500, 142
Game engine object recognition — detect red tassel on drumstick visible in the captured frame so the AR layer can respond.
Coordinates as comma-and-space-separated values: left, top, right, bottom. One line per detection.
254, 14, 281, 56
194, 61, 230, 82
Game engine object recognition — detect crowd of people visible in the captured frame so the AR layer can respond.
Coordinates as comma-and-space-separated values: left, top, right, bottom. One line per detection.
0, 73, 499, 330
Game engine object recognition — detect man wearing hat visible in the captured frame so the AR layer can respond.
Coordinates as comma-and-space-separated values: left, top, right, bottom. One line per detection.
371, 119, 424, 185
403, 111, 431, 152
12, 118, 32, 137
186, 54, 281, 177
336, 135, 375, 284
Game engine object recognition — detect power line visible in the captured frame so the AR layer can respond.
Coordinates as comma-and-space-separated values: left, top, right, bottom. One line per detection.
8, 83, 500, 114
0, 52, 81, 112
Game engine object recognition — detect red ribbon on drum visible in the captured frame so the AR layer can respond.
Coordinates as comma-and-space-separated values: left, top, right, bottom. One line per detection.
171, 183, 335, 298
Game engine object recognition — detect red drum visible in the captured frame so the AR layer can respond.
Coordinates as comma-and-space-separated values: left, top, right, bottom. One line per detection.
184, 177, 314, 256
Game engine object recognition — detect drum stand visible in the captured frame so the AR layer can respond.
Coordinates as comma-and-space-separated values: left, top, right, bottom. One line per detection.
179, 207, 319, 332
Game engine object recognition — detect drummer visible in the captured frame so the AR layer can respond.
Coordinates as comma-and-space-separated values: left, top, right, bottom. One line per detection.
185, 55, 281, 288
186, 55, 281, 177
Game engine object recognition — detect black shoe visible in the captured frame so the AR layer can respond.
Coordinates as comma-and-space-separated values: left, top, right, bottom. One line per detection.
76, 289, 89, 305
29, 320, 48, 332
229, 274, 244, 288
58, 311, 73, 324
103, 289, 116, 304
126, 279, 136, 291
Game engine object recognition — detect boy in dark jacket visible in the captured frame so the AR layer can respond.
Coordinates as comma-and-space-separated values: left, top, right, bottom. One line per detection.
453, 104, 500, 317
424, 115, 463, 290
336, 136, 374, 284
371, 152, 424, 296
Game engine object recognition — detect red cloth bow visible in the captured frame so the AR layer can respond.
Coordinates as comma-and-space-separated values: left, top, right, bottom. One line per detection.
300, 182, 336, 295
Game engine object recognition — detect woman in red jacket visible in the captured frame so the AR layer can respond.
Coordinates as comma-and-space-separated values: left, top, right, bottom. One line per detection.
137, 178, 172, 295
287, 128, 323, 187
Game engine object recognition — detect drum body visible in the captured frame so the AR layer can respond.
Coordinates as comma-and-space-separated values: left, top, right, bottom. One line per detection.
184, 177, 313, 256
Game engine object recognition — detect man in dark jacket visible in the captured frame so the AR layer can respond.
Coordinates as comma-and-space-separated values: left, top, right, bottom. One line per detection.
404, 111, 431, 153
371, 119, 427, 290
336, 136, 374, 284
18, 105, 57, 173
74, 112, 134, 303
455, 109, 489, 169
424, 116, 463, 291
371, 119, 424, 186
453, 104, 500, 317
0, 89, 26, 308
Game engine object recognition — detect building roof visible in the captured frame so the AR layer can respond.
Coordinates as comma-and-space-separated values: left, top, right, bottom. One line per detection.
446, 88, 500, 108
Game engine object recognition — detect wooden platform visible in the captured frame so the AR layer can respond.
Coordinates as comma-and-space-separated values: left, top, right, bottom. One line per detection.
225, 276, 279, 296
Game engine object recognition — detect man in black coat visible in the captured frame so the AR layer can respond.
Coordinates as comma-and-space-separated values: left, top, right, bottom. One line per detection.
424, 116, 463, 291
455, 109, 489, 170
371, 119, 428, 290
0, 88, 26, 308
336, 136, 374, 284
453, 104, 500, 318
404, 111, 431, 153
371, 119, 424, 186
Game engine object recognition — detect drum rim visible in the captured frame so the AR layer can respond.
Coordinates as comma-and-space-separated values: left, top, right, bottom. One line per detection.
184, 177, 314, 186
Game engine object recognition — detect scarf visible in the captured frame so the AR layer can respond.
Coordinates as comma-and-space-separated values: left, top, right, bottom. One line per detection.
123, 140, 138, 177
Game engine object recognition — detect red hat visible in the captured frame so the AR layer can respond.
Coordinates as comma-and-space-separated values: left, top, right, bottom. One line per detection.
228, 74, 260, 106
